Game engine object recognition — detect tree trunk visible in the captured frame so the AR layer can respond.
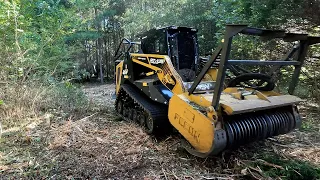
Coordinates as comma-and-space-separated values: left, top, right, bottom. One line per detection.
104, 20, 109, 81
95, 8, 104, 83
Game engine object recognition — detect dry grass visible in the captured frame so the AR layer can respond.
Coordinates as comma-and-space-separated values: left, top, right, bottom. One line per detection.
0, 83, 47, 129
0, 81, 95, 129
1, 83, 320, 179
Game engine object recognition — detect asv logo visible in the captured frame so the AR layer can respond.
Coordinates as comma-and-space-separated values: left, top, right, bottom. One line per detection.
149, 58, 165, 64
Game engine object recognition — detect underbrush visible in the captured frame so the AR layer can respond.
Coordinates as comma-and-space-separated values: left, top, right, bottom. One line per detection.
252, 152, 320, 180
0, 80, 98, 130
0, 80, 103, 178
276, 76, 320, 105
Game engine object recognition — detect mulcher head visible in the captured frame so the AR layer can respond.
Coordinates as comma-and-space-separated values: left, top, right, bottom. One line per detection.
170, 25, 320, 158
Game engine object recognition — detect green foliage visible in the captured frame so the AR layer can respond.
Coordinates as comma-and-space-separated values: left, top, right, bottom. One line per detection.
255, 153, 320, 180
300, 120, 318, 132
0, 0, 118, 82
121, 0, 218, 53
1, 0, 319, 84
0, 0, 319, 96
46, 82, 90, 112
64, 31, 102, 42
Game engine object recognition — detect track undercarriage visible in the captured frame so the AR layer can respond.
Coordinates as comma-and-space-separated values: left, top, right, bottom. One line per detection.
115, 84, 171, 135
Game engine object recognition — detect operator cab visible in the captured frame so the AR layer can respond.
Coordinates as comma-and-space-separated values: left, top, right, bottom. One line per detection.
139, 26, 200, 82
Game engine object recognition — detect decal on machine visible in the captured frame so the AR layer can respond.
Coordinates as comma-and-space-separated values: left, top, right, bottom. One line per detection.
184, 109, 195, 123
196, 82, 214, 91
137, 57, 147, 61
149, 58, 165, 64
174, 113, 200, 143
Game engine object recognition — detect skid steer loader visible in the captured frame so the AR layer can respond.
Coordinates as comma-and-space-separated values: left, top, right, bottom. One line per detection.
113, 25, 320, 158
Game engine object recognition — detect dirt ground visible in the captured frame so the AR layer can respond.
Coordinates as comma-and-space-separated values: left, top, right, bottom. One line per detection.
1, 83, 320, 179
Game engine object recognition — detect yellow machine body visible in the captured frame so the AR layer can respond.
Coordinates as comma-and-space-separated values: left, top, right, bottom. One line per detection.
115, 52, 302, 156
113, 25, 319, 158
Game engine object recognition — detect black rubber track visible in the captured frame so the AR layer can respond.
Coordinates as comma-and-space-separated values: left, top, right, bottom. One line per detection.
115, 84, 171, 135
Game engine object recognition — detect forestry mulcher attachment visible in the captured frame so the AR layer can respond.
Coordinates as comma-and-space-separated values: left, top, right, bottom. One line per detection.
114, 25, 320, 158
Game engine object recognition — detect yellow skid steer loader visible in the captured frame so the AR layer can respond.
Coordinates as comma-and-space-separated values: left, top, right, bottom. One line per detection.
113, 25, 320, 158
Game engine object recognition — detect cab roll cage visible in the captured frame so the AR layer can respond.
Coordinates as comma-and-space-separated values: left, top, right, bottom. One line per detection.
114, 38, 141, 63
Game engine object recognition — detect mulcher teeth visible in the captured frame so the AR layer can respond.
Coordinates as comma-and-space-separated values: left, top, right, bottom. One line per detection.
224, 110, 297, 148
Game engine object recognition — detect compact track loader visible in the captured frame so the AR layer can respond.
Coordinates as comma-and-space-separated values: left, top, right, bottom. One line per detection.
113, 25, 320, 158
